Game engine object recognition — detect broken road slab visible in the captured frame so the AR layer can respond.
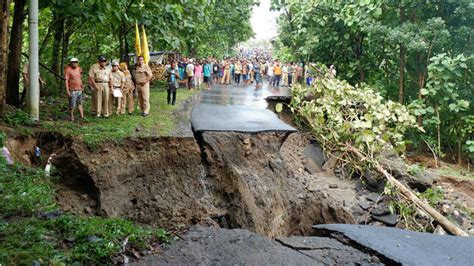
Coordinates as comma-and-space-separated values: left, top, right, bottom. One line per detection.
313, 224, 474, 265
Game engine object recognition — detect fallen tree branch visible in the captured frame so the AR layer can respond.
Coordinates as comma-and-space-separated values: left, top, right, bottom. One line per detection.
347, 144, 469, 237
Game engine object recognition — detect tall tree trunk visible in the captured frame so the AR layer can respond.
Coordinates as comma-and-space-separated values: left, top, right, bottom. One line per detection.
457, 139, 462, 165
59, 24, 71, 92
0, 0, 11, 117
118, 20, 127, 57
417, 70, 425, 127
51, 13, 64, 75
354, 34, 365, 84
6, 0, 26, 107
398, 5, 405, 104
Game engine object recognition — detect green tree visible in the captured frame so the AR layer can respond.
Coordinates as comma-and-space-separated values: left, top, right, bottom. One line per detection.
273, 0, 474, 162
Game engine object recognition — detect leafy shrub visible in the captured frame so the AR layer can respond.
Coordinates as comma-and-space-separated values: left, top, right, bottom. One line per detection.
0, 160, 170, 264
290, 75, 422, 174
407, 163, 425, 176
0, 131, 5, 147
3, 108, 33, 127
419, 187, 444, 206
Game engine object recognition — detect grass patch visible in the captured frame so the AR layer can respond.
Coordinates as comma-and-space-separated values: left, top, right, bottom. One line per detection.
436, 164, 474, 180
0, 163, 57, 218
4, 82, 196, 147
0, 216, 168, 264
0, 159, 169, 264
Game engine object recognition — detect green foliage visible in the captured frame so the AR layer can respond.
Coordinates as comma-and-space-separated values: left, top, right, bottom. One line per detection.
419, 187, 444, 206
290, 74, 421, 173
0, 163, 56, 218
3, 107, 33, 127
0, 216, 169, 264
36, 0, 256, 74
466, 140, 474, 160
0, 131, 5, 147
385, 183, 430, 232
273, 0, 473, 162
0, 159, 169, 264
407, 163, 425, 176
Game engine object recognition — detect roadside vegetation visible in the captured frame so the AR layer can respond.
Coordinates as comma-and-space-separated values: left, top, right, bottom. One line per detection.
3, 82, 196, 147
288, 67, 472, 236
0, 158, 169, 264
272, 0, 473, 165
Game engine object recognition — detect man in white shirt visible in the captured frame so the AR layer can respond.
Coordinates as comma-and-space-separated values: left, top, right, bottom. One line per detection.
267, 63, 274, 85
186, 59, 195, 90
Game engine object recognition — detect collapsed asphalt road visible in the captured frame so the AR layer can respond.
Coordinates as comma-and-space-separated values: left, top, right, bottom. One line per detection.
135, 225, 474, 265
52, 82, 473, 265
189, 83, 474, 265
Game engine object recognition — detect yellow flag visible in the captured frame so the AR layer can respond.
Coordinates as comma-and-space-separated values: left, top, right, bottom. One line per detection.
141, 25, 150, 64
135, 22, 141, 57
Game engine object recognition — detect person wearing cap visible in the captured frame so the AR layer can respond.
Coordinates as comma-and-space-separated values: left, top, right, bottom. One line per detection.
88, 55, 112, 118
134, 56, 153, 117
64, 57, 84, 121
119, 62, 135, 115
220, 59, 230, 85
108, 61, 125, 115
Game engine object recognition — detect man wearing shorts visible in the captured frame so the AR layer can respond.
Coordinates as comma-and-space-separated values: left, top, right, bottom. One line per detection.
64, 57, 84, 121
212, 60, 219, 84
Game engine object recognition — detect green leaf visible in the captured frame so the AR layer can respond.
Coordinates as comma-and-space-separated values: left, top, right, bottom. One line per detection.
275, 103, 283, 113
373, 7, 382, 18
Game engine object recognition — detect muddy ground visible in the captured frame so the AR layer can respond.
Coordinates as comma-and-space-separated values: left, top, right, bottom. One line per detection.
51, 131, 360, 237
3, 124, 473, 238
2, 94, 473, 239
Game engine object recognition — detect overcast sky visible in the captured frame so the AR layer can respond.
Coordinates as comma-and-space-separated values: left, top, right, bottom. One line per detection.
250, 0, 279, 40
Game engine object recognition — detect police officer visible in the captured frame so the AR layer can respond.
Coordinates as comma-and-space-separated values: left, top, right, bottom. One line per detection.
134, 56, 153, 117
109, 61, 125, 115
88, 55, 111, 118
119, 63, 135, 115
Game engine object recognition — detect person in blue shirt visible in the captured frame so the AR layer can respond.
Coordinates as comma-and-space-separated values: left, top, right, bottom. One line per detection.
230, 61, 235, 84
166, 61, 179, 105
203, 61, 212, 90
253, 60, 262, 89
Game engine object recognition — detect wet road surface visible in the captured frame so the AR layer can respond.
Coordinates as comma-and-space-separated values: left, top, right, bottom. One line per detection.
191, 83, 296, 132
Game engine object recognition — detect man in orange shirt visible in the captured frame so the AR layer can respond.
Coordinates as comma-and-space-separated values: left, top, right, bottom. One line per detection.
64, 57, 84, 121
273, 61, 282, 87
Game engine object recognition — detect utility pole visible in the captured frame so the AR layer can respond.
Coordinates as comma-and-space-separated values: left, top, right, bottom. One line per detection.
28, 0, 39, 121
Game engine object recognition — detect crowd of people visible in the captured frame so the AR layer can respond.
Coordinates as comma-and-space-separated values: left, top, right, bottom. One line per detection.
166, 57, 323, 91
62, 52, 336, 122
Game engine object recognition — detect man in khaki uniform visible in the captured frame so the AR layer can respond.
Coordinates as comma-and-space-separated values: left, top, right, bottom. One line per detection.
134, 56, 153, 117
119, 62, 135, 115
88, 55, 111, 117
109, 61, 125, 115
220, 60, 231, 85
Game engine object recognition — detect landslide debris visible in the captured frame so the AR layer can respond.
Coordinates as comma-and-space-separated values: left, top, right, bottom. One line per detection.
52, 132, 362, 237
